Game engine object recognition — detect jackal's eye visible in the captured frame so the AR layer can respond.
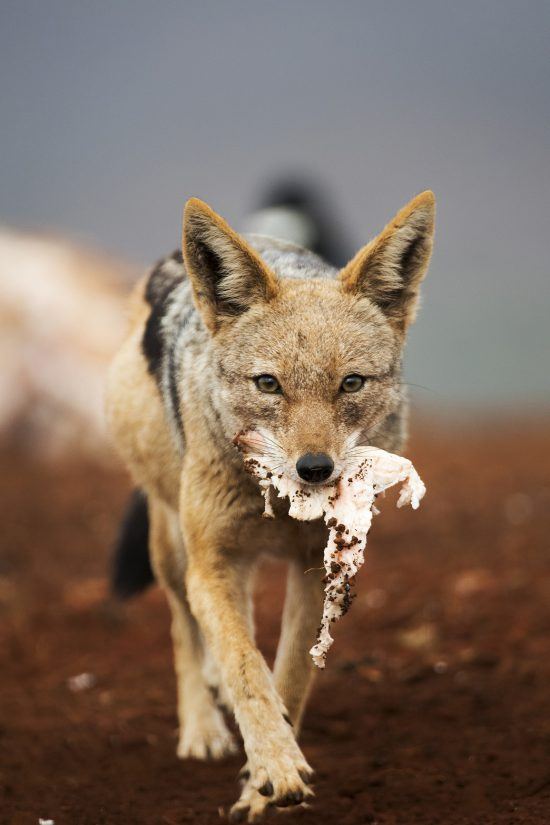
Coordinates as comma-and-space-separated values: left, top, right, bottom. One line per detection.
340, 374, 365, 393
254, 374, 281, 394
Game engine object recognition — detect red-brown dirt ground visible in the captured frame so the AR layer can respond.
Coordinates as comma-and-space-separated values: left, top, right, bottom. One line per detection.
1, 417, 550, 825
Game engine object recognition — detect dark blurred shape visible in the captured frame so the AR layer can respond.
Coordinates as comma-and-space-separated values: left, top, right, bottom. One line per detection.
111, 489, 154, 599
245, 178, 352, 267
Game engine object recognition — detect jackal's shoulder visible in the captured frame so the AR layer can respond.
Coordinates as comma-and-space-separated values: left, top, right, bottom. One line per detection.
144, 249, 186, 306
139, 250, 198, 379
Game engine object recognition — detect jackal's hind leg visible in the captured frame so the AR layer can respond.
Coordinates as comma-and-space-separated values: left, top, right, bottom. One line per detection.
202, 643, 234, 715
273, 560, 324, 733
166, 591, 237, 760
149, 498, 237, 760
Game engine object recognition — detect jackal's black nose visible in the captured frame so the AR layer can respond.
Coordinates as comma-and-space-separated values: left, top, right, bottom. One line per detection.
296, 452, 334, 483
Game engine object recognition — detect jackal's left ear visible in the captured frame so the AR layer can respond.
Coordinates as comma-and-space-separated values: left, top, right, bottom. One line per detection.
182, 198, 279, 331
339, 191, 435, 327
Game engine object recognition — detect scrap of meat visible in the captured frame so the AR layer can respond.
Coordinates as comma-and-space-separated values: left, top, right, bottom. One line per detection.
235, 430, 426, 668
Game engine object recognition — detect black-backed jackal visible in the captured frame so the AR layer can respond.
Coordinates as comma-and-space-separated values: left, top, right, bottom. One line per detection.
106, 189, 435, 821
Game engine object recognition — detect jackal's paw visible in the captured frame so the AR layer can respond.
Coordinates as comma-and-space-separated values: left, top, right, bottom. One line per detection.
229, 765, 314, 823
237, 746, 314, 816
228, 783, 272, 823
177, 706, 237, 761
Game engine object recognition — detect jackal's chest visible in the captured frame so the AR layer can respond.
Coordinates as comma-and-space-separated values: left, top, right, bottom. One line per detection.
236, 496, 328, 562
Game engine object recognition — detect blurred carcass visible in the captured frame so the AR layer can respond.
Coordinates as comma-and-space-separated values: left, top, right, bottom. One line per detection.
0, 228, 136, 459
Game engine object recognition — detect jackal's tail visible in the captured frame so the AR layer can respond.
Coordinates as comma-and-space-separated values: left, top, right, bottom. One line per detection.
111, 489, 155, 599
243, 177, 351, 268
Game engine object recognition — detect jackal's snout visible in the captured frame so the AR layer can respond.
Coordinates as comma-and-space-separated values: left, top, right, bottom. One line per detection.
296, 452, 334, 484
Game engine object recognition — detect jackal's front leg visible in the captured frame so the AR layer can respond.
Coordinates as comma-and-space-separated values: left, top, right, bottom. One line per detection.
181, 518, 314, 819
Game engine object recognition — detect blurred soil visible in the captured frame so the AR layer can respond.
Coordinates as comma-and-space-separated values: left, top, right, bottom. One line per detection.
1, 418, 550, 825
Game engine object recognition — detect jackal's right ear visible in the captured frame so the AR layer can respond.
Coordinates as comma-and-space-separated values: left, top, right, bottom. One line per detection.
182, 198, 279, 331
339, 191, 435, 328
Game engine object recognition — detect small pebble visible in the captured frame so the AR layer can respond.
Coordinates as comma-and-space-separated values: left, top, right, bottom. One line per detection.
67, 672, 96, 692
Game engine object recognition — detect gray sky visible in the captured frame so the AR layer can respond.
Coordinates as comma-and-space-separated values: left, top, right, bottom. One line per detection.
1, 1, 549, 407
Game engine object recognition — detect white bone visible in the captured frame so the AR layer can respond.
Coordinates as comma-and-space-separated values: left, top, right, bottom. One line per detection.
236, 432, 426, 668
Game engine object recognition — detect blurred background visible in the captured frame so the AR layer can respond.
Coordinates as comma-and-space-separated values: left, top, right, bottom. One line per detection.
2, 0, 550, 451
2, 4, 550, 824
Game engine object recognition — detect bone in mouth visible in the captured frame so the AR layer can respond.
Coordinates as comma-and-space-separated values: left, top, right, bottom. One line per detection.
234, 430, 426, 668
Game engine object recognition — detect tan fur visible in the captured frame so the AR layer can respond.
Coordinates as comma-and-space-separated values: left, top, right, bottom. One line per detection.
106, 191, 435, 821
183, 198, 279, 331
107, 324, 180, 507
340, 190, 435, 327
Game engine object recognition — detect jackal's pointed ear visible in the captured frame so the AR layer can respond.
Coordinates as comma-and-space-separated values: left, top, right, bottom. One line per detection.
182, 198, 279, 331
339, 191, 435, 327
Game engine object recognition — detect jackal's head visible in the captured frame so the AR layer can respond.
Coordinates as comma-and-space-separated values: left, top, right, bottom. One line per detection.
182, 192, 435, 483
